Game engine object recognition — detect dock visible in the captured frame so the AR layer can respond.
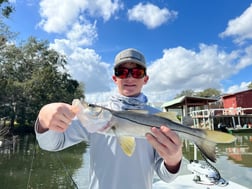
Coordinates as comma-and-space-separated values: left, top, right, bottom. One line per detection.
190, 107, 252, 133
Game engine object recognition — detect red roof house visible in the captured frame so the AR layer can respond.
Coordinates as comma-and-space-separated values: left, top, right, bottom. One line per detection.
222, 89, 252, 114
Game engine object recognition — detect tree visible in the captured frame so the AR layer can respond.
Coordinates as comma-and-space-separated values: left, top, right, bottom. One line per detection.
0, 0, 14, 18
174, 88, 221, 99
175, 89, 195, 98
197, 88, 221, 98
248, 82, 252, 89
0, 37, 84, 130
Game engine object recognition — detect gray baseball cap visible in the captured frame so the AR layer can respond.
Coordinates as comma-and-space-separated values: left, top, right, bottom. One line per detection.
114, 48, 146, 68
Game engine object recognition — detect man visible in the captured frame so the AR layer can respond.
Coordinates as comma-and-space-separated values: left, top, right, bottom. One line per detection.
35, 48, 183, 189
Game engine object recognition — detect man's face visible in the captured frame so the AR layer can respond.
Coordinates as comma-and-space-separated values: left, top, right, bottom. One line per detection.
112, 62, 149, 97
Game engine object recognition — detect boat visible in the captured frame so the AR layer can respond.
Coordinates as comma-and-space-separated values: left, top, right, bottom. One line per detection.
153, 174, 248, 189
153, 160, 249, 189
153, 144, 249, 189
225, 126, 252, 134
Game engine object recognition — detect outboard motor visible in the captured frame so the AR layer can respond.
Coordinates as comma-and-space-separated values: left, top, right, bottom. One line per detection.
187, 160, 229, 186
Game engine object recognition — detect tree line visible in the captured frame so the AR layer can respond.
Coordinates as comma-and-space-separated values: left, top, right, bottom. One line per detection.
0, 2, 84, 133
0, 36, 84, 132
175, 84, 252, 99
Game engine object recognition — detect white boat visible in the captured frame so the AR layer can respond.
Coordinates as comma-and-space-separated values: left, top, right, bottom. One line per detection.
153, 146, 249, 189
153, 174, 248, 189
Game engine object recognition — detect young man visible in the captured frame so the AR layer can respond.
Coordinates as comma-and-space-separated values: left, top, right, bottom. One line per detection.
35, 48, 182, 189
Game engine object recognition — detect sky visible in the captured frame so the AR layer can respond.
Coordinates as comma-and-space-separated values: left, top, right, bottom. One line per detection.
4, 0, 252, 103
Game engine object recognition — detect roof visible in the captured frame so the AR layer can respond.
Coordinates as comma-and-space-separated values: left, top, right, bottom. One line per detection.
161, 96, 185, 108
222, 88, 252, 98
161, 95, 218, 109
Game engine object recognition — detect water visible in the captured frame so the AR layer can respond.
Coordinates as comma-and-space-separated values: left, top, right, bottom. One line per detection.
0, 133, 251, 189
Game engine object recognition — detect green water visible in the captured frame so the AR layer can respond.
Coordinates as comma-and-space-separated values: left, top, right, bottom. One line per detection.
0, 133, 251, 189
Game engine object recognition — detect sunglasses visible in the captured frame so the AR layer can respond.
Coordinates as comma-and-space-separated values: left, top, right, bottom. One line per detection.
114, 67, 146, 79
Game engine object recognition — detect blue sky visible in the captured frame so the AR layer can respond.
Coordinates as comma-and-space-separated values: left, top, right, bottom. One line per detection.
5, 0, 252, 103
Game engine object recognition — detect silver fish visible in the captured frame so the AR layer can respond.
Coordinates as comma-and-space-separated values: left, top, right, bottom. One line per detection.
72, 99, 236, 162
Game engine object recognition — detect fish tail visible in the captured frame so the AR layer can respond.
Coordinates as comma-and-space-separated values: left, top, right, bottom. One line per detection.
194, 129, 236, 162
204, 130, 236, 143
195, 140, 217, 162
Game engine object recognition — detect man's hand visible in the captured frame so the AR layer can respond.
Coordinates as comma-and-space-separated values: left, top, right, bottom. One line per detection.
146, 126, 182, 173
37, 103, 76, 133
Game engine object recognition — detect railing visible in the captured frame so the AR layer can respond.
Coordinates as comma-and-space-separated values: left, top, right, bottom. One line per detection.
191, 107, 252, 118
190, 107, 252, 130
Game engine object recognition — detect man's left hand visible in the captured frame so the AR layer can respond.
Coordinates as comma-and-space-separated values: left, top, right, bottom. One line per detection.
146, 126, 182, 173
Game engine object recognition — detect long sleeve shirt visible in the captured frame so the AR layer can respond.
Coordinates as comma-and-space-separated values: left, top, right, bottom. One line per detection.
35, 98, 181, 189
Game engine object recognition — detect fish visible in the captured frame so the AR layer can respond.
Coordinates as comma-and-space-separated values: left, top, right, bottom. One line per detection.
72, 99, 236, 162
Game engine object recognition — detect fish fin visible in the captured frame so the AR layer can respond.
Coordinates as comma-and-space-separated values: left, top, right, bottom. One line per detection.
195, 141, 217, 162
204, 130, 236, 143
118, 136, 136, 157
155, 112, 181, 124
127, 110, 149, 114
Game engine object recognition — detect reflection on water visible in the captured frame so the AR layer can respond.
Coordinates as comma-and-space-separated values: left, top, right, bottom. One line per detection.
223, 133, 252, 167
0, 134, 87, 189
182, 132, 252, 188
0, 133, 252, 189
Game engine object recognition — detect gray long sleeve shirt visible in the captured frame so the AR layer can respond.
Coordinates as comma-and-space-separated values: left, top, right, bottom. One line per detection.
35, 101, 181, 189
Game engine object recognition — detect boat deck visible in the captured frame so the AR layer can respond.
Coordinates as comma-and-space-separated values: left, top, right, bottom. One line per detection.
153, 175, 248, 189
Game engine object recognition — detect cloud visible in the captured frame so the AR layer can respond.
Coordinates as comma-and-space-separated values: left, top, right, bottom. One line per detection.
235, 45, 252, 69
51, 45, 113, 94
143, 44, 251, 101
51, 40, 252, 103
38, 0, 83, 33
38, 1, 252, 103
226, 81, 251, 94
39, 0, 123, 97
127, 3, 177, 29
220, 3, 252, 45
8, 0, 16, 3
145, 44, 237, 90
38, 0, 123, 33
86, 0, 123, 21
66, 19, 98, 47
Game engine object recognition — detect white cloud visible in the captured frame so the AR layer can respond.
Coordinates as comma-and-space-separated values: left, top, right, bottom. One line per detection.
38, 1, 252, 103
226, 81, 251, 94
48, 19, 97, 54
145, 44, 237, 90
50, 40, 114, 94
38, 0, 123, 33
143, 44, 250, 101
38, 0, 124, 101
66, 19, 98, 47
49, 41, 252, 103
86, 0, 123, 21
128, 3, 177, 29
220, 3, 252, 45
39, 0, 84, 33
67, 48, 113, 93
235, 45, 252, 69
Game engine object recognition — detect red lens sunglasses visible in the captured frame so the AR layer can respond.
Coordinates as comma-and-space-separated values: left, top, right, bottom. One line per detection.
115, 67, 146, 79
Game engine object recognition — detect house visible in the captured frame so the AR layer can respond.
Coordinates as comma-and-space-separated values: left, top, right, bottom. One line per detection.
161, 95, 218, 116
222, 89, 252, 114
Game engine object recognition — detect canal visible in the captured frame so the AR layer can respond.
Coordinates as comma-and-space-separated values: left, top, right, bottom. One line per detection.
0, 132, 251, 189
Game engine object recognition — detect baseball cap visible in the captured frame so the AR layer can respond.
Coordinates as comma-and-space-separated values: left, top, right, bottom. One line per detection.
114, 48, 146, 68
